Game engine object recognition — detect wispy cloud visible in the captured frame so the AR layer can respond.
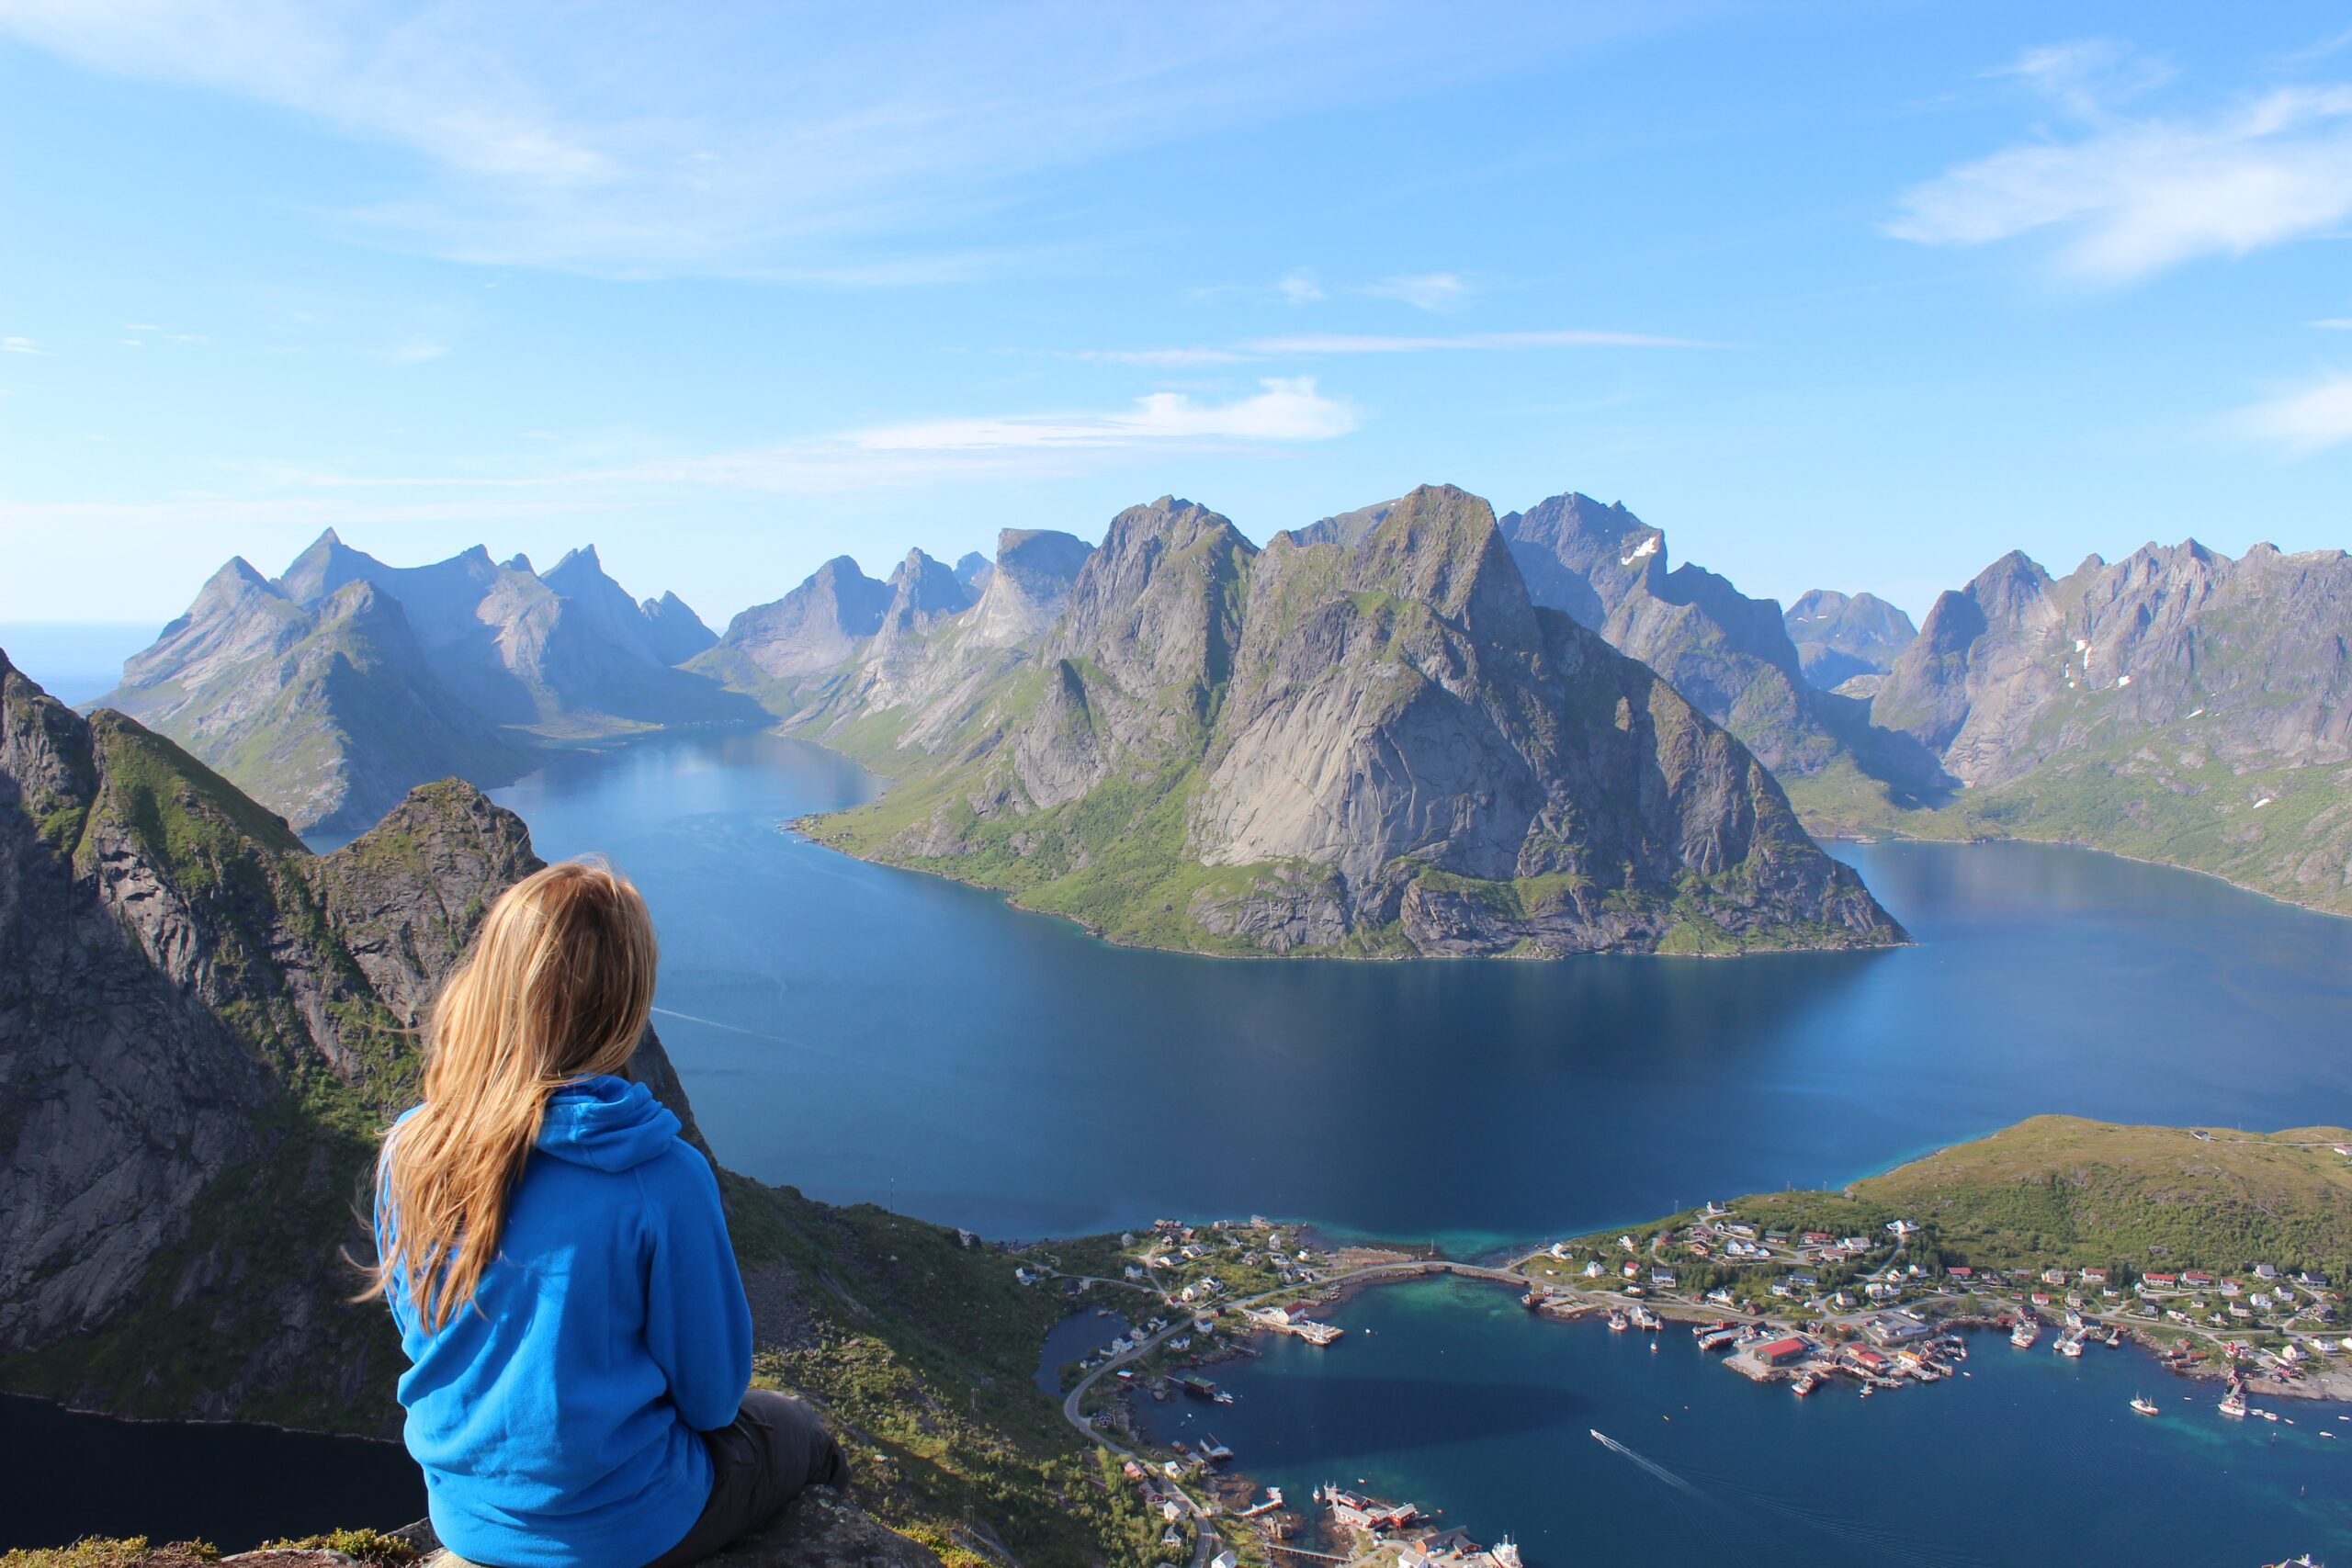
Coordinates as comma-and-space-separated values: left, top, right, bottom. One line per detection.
389, 340, 449, 363
1359, 272, 1473, 311
1061, 327, 1709, 364
1055, 346, 1254, 367
0, 2, 1630, 281
1277, 268, 1326, 305
2311, 317, 2352, 329
2228, 371, 2352, 452
1, 336, 47, 355
1244, 329, 1711, 354
1893, 41, 2352, 285
114, 378, 1363, 503
1984, 39, 2174, 120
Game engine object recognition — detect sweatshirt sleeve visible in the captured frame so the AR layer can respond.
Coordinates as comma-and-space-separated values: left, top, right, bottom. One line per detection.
640, 1146, 754, 1431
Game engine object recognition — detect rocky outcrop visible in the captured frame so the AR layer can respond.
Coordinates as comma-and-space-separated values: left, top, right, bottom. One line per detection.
103, 535, 759, 833
800, 488, 1902, 957
1497, 492, 1947, 801
695, 558, 895, 695
1783, 589, 1917, 689
407, 1490, 940, 1568
1858, 540, 2352, 909
0, 650, 694, 1425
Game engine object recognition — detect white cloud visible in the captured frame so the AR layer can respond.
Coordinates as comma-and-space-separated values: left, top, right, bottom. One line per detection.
1892, 71, 2352, 282
389, 340, 449, 363
1986, 39, 2174, 120
848, 378, 1353, 452
0, 2, 1635, 280
1360, 272, 1472, 311
2311, 317, 2352, 329
1, 336, 46, 354
2229, 371, 2352, 452
1057, 346, 1253, 367
1277, 268, 1326, 304
1244, 329, 1710, 354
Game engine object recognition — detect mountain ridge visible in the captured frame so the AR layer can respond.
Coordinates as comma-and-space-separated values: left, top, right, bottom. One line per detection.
101, 534, 757, 836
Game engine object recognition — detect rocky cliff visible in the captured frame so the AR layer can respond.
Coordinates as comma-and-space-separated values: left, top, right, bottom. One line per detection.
1, 651, 1139, 1565
1860, 540, 2352, 911
1496, 491, 1949, 811
790, 489, 1903, 956
102, 534, 760, 835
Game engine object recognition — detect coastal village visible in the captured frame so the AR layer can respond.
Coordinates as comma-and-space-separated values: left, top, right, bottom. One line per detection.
1025, 1190, 2352, 1568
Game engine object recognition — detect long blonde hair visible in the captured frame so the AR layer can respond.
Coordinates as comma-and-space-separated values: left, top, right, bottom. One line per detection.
368, 859, 659, 1330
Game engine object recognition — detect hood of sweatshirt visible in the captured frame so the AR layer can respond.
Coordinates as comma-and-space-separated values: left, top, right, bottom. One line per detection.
535, 1075, 683, 1172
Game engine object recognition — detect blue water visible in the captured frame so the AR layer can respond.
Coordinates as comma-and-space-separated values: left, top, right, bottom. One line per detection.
0, 1395, 423, 1548
1142, 1276, 2352, 1563
497, 729, 2352, 1250
1037, 1308, 1134, 1396
16, 724, 2351, 1551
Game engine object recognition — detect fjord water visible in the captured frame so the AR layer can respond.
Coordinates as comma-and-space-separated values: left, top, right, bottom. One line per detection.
1141, 1275, 2351, 1562
498, 730, 2352, 1247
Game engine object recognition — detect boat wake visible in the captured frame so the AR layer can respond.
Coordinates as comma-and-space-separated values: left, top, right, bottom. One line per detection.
1587, 1429, 2010, 1566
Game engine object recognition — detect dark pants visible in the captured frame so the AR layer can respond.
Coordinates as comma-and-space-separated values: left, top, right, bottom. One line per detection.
641, 1390, 849, 1568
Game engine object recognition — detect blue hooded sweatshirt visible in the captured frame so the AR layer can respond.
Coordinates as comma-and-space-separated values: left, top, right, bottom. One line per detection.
378, 1077, 752, 1568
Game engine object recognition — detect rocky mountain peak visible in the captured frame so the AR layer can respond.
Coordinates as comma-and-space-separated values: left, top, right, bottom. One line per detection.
966, 529, 1092, 649
1784, 589, 1917, 689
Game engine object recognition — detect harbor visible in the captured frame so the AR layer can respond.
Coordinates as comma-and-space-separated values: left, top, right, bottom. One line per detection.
1129, 1272, 2352, 1564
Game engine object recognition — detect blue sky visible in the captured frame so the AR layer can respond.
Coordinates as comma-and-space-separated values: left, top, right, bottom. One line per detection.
5, 1, 2352, 636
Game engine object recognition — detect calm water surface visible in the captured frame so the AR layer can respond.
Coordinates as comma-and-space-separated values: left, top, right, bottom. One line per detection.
1141, 1276, 2351, 1564
17, 728, 2348, 1551
497, 730, 2352, 1249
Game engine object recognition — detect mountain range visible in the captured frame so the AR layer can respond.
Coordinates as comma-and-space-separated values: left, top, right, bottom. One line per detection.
1849, 539, 2352, 911
0, 649, 1115, 1564
718, 486, 1903, 957
99, 532, 760, 837
89, 489, 2352, 921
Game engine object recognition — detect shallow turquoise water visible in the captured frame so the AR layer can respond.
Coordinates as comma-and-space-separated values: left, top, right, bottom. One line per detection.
1142, 1275, 2352, 1562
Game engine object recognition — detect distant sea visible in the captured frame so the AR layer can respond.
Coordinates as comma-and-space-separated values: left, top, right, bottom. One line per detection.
0, 621, 156, 705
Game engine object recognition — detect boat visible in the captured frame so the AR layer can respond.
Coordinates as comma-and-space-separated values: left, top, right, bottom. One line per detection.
1607, 1310, 1629, 1332
2056, 1335, 2084, 1359
2221, 1390, 2250, 1418
1860, 1384, 1874, 1399
2263, 1410, 2281, 1423
2131, 1395, 2161, 1416
1492, 1539, 1522, 1568
1793, 1372, 1819, 1396
1198, 1434, 1233, 1462
2010, 1319, 2041, 1348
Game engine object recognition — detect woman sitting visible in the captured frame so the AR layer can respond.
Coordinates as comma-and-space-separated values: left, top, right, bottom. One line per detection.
369, 860, 846, 1568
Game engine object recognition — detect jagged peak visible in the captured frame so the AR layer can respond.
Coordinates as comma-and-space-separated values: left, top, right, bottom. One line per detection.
209, 556, 278, 593
504, 553, 535, 573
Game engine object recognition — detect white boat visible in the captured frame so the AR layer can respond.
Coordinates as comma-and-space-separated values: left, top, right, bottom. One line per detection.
2056, 1335, 2084, 1359
2221, 1390, 2249, 1417
2131, 1395, 2160, 1416
2010, 1320, 2040, 1348
1492, 1539, 1521, 1568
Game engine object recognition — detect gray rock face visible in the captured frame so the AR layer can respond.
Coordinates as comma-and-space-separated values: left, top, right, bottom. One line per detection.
796, 487, 1902, 957
702, 558, 895, 685
1875, 539, 2352, 785
104, 534, 756, 832
964, 530, 1092, 649
640, 591, 721, 666
1783, 590, 1917, 689
0, 651, 694, 1424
